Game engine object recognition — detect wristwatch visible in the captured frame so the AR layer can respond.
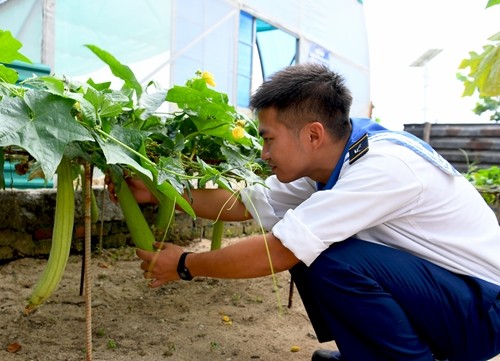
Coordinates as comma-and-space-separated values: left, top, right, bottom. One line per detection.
177, 252, 193, 281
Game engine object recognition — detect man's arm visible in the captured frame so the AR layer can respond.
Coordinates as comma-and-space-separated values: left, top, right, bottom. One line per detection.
137, 233, 300, 287
187, 188, 251, 222
106, 176, 252, 222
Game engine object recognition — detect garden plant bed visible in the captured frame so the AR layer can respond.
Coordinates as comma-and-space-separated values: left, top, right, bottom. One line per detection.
0, 238, 337, 361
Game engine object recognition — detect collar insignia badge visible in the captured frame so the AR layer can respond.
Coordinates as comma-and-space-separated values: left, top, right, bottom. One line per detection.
348, 133, 369, 164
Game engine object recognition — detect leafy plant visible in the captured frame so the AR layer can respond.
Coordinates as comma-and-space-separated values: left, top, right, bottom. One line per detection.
458, 30, 500, 98
0, 29, 267, 310
457, 1, 499, 120
464, 165, 500, 205
472, 96, 500, 122
106, 339, 117, 350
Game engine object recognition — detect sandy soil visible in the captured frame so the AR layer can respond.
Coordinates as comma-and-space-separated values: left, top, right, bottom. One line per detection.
1, 238, 499, 361
0, 238, 338, 361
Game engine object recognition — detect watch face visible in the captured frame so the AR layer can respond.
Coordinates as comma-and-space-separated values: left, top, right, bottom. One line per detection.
179, 269, 192, 280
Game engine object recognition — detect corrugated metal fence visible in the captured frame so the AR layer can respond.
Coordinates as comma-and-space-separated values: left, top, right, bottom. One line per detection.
403, 123, 500, 173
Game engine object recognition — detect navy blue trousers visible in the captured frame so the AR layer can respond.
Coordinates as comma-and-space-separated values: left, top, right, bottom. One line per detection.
290, 238, 500, 361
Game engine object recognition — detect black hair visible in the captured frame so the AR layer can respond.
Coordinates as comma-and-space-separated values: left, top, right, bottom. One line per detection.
250, 63, 352, 140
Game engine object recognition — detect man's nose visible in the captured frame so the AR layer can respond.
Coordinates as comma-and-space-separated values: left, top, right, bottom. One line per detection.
261, 145, 270, 160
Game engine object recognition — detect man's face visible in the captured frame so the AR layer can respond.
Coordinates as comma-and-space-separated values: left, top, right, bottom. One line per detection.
258, 108, 310, 183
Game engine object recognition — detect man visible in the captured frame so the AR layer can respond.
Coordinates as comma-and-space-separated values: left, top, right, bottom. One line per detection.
110, 63, 500, 361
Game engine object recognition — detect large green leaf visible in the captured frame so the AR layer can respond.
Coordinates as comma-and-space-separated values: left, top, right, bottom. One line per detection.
156, 156, 186, 194
0, 30, 32, 64
22, 75, 66, 95
486, 0, 500, 8
459, 29, 500, 98
85, 45, 143, 99
0, 90, 93, 179
139, 89, 168, 120
83, 86, 125, 119
167, 85, 232, 118
459, 45, 500, 97
480, 44, 500, 96
96, 126, 153, 179
0, 64, 19, 84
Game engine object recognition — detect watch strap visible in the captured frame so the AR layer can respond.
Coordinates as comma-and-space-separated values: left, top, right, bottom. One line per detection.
177, 252, 193, 281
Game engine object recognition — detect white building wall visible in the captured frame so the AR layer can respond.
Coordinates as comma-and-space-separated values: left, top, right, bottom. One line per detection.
171, 0, 370, 116
0, 0, 371, 116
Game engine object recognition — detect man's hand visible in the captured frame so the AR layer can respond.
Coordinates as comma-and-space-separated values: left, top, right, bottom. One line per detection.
137, 242, 184, 287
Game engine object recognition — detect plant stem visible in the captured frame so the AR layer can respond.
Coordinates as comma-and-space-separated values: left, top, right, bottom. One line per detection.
155, 198, 176, 243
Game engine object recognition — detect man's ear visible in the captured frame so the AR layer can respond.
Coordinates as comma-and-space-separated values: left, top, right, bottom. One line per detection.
306, 122, 325, 147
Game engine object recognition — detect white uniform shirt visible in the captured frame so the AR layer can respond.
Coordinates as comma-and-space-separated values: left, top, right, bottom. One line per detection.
241, 139, 500, 286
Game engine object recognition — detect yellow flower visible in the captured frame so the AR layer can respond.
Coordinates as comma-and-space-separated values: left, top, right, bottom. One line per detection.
232, 126, 245, 140
201, 71, 216, 87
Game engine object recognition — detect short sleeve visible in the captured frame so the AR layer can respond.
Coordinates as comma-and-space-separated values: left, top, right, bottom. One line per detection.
240, 176, 316, 230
